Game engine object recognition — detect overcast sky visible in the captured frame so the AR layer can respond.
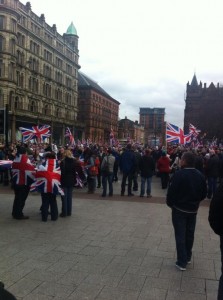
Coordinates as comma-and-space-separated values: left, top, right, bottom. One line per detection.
21, 0, 223, 128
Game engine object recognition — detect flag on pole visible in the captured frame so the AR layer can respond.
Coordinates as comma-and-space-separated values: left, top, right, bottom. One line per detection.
189, 123, 201, 137
65, 127, 75, 146
166, 122, 191, 145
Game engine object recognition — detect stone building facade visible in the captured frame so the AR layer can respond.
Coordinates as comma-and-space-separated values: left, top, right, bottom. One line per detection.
184, 74, 223, 140
118, 117, 144, 145
78, 72, 120, 143
139, 107, 165, 146
0, 0, 83, 143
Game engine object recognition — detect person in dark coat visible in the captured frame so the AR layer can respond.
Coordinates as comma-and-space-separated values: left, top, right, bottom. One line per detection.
166, 151, 207, 271
157, 150, 171, 189
0, 282, 17, 299
206, 149, 219, 199
60, 149, 83, 217
139, 149, 155, 198
209, 182, 223, 300
119, 144, 136, 196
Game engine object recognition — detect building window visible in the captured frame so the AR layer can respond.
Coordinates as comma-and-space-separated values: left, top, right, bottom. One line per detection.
55, 57, 63, 69
0, 89, 3, 107
8, 62, 15, 81
9, 39, 16, 55
14, 96, 19, 109
0, 15, 4, 30
43, 83, 51, 97
30, 100, 36, 112
44, 49, 52, 62
11, 18, 16, 32
0, 59, 4, 77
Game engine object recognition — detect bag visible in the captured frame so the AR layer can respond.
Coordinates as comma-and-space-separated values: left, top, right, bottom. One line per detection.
88, 166, 97, 176
101, 157, 109, 174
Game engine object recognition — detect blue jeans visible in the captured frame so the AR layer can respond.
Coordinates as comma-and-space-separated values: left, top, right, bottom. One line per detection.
172, 208, 197, 268
140, 176, 152, 196
102, 172, 113, 196
218, 235, 223, 300
207, 177, 217, 198
61, 187, 73, 216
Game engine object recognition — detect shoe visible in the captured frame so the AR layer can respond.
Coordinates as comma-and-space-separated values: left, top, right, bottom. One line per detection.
175, 263, 186, 271
60, 213, 66, 217
121, 193, 124, 196
128, 193, 134, 197
101, 194, 106, 197
133, 188, 138, 191
14, 215, 29, 220
147, 195, 152, 198
140, 195, 144, 197
187, 258, 192, 264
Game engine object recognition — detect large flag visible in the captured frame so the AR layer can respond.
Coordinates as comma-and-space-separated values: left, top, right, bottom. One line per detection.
166, 122, 191, 145
12, 154, 36, 185
30, 158, 64, 195
19, 125, 51, 142
65, 127, 75, 146
0, 160, 13, 171
189, 123, 201, 137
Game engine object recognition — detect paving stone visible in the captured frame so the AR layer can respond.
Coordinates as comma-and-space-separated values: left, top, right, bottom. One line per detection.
138, 287, 167, 300
166, 290, 206, 300
96, 286, 140, 300
32, 281, 75, 298
117, 273, 147, 291
180, 277, 206, 294
7, 278, 42, 298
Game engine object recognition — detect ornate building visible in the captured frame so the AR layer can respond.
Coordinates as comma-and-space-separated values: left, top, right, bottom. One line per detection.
78, 72, 120, 143
0, 0, 83, 143
139, 107, 165, 146
118, 117, 144, 145
184, 74, 223, 139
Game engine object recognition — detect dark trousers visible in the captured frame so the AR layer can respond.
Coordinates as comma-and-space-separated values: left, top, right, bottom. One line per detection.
218, 235, 223, 300
172, 208, 197, 268
41, 193, 58, 221
121, 172, 134, 195
61, 187, 73, 216
112, 161, 119, 181
207, 177, 218, 198
160, 172, 169, 189
12, 185, 30, 218
102, 172, 113, 196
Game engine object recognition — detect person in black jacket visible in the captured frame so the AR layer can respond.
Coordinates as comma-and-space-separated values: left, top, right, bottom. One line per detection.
166, 151, 207, 271
60, 149, 83, 217
209, 183, 223, 299
206, 149, 219, 199
139, 149, 155, 198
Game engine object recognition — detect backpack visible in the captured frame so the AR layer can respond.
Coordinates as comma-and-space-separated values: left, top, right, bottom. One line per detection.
101, 156, 109, 173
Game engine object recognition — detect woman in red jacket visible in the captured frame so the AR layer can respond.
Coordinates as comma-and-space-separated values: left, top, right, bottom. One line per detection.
157, 151, 171, 189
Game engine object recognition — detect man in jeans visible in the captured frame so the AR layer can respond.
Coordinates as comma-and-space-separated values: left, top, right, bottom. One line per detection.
166, 151, 207, 271
139, 149, 155, 198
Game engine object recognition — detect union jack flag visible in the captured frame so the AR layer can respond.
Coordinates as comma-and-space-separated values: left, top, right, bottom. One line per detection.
19, 125, 51, 142
0, 160, 13, 171
12, 155, 36, 185
189, 123, 201, 137
30, 158, 64, 195
65, 127, 75, 146
166, 122, 191, 145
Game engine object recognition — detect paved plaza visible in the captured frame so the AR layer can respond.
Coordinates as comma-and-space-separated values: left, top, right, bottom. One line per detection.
0, 176, 220, 299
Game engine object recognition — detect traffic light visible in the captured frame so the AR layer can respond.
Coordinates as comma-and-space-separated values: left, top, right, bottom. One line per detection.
0, 108, 5, 135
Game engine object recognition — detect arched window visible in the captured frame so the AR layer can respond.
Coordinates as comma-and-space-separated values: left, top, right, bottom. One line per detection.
0, 35, 4, 52
30, 100, 35, 112
14, 96, 19, 109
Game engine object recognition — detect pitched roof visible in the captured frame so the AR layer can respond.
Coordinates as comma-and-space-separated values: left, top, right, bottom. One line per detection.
191, 74, 198, 86
78, 71, 112, 98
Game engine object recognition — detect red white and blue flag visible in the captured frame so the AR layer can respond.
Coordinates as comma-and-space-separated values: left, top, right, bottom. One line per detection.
166, 122, 191, 145
0, 160, 13, 171
30, 158, 64, 195
19, 125, 51, 142
65, 127, 75, 146
12, 154, 36, 185
189, 123, 201, 137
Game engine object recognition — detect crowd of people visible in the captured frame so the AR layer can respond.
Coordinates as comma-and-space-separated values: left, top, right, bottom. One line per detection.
1, 140, 223, 297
